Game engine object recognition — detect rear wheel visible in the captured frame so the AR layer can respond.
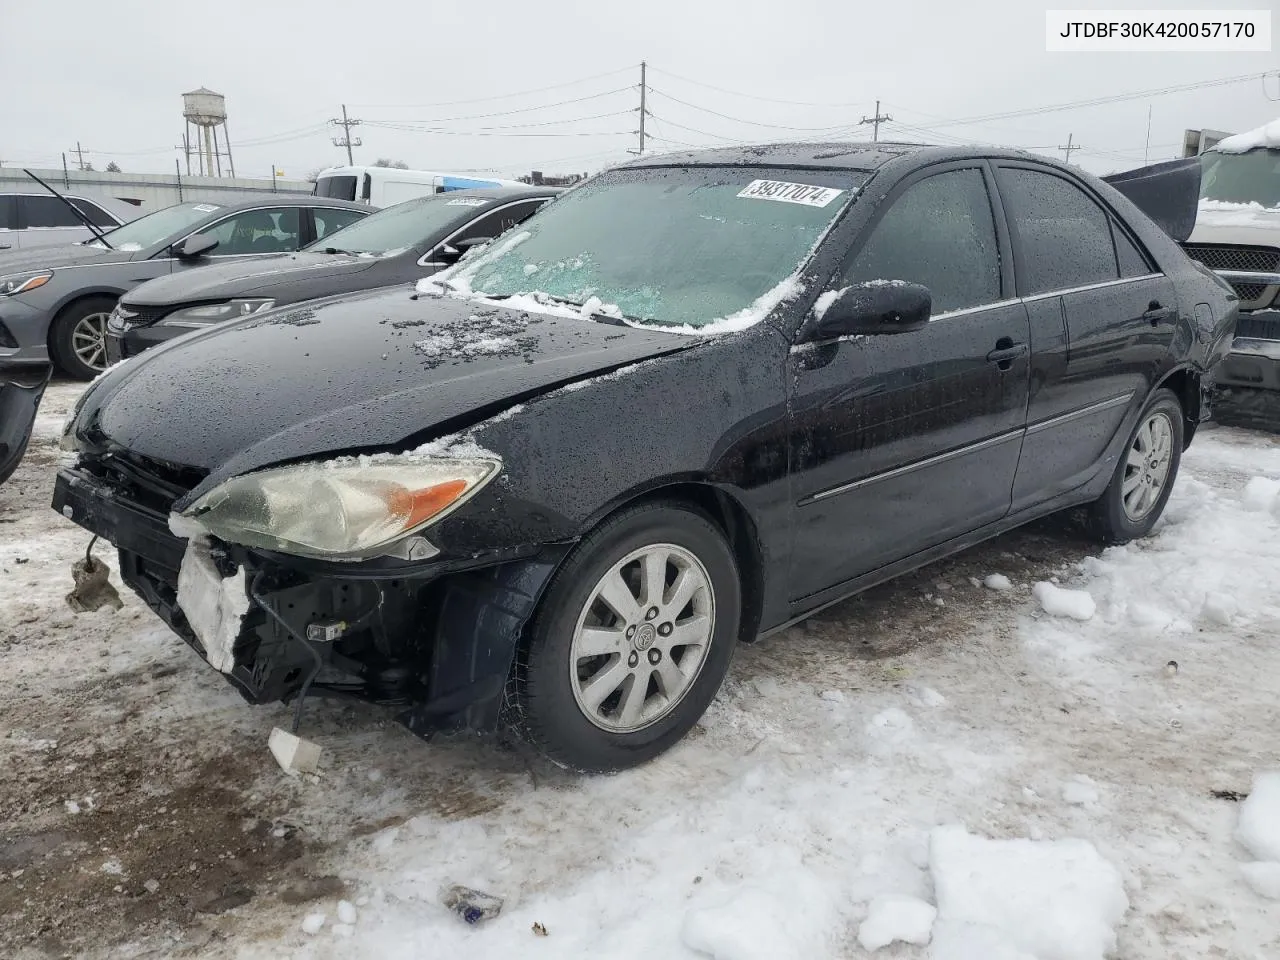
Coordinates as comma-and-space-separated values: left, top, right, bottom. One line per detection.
1087, 388, 1183, 544
50, 296, 116, 380
518, 502, 740, 772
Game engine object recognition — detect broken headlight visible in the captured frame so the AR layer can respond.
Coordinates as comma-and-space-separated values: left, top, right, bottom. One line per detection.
159, 299, 275, 329
178, 457, 501, 560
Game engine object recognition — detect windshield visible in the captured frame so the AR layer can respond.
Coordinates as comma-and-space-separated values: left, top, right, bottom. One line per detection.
303, 194, 491, 257
1200, 149, 1280, 207
90, 201, 221, 252
446, 166, 865, 330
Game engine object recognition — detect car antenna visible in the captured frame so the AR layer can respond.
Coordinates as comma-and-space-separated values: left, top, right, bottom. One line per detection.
22, 168, 114, 249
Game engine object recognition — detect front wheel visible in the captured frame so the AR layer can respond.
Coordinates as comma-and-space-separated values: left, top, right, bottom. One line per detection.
518, 502, 741, 772
50, 296, 116, 380
1087, 388, 1183, 544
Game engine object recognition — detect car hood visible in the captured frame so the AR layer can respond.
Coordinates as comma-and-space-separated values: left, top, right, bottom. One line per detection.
1189, 202, 1280, 247
0, 244, 135, 273
123, 251, 381, 306
70, 287, 694, 501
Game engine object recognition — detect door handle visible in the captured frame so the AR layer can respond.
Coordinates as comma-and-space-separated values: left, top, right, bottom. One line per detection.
986, 340, 1027, 370
1142, 301, 1175, 326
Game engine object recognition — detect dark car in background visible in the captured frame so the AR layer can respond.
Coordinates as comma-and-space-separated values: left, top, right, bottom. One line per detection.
0, 195, 369, 378
54, 143, 1235, 772
106, 186, 557, 363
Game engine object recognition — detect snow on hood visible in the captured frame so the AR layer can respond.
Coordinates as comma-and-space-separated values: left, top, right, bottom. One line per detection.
1213, 118, 1280, 154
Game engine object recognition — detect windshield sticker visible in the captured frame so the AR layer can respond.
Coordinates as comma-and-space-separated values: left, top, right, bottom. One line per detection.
737, 180, 843, 207
447, 197, 489, 207
192, 204, 220, 213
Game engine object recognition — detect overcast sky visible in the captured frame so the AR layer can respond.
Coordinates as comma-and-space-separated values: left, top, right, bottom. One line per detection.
1, 0, 1275, 181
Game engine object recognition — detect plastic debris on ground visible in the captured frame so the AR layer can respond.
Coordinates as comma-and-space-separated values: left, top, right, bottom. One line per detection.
441, 884, 504, 925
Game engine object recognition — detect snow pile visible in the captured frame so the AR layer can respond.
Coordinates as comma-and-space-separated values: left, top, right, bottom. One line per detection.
983, 573, 1012, 591
1031, 582, 1095, 621
1228, 773, 1280, 865
681, 883, 834, 960
1235, 773, 1280, 899
1213, 118, 1280, 154
857, 894, 936, 950
929, 825, 1129, 960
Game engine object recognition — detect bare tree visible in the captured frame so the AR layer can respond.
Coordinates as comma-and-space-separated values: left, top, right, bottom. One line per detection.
105, 161, 121, 173
373, 158, 410, 169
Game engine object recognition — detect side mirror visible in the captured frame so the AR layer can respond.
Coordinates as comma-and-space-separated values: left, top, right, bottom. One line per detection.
804, 281, 931, 340
172, 234, 219, 259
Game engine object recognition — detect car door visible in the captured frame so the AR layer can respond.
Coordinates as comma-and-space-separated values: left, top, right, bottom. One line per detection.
994, 164, 1179, 509
0, 196, 16, 251
787, 164, 1030, 600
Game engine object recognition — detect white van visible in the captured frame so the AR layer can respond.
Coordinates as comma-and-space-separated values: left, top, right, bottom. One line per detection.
312, 166, 526, 207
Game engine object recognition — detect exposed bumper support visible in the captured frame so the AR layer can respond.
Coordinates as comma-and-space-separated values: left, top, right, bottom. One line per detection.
52, 465, 569, 738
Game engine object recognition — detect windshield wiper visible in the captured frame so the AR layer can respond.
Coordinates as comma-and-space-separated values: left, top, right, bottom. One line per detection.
322, 246, 355, 255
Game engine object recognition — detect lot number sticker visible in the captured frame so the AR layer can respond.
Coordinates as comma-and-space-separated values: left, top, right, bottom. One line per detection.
446, 197, 489, 207
737, 180, 844, 207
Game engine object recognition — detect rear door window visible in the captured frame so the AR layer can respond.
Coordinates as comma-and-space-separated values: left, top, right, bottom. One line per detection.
453, 200, 547, 245
313, 208, 366, 242
1112, 221, 1153, 278
315, 176, 357, 201
0, 195, 15, 232
997, 167, 1120, 295
841, 168, 1002, 314
21, 195, 86, 228
70, 199, 120, 227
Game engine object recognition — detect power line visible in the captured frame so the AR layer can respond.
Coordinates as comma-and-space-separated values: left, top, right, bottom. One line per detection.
642, 113, 748, 144
363, 87, 634, 126
646, 88, 850, 132
858, 101, 892, 142
919, 71, 1274, 129
363, 109, 633, 133
646, 66, 869, 108
348, 66, 637, 109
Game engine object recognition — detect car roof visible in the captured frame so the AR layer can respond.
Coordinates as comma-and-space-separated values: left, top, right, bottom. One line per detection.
428, 185, 562, 201
617, 140, 1063, 173
185, 194, 371, 212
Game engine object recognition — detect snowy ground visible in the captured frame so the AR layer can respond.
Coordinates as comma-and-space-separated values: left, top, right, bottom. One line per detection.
2, 382, 1279, 959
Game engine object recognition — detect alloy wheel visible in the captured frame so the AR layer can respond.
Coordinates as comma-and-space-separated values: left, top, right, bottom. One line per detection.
1122, 410, 1174, 521
71, 312, 111, 372
569, 543, 715, 733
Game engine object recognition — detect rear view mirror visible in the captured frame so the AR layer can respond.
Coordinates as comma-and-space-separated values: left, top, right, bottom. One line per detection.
173, 234, 219, 259
804, 281, 932, 340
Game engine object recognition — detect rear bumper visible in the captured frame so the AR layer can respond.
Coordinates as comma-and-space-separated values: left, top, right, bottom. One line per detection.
52, 463, 563, 735
1217, 331, 1280, 392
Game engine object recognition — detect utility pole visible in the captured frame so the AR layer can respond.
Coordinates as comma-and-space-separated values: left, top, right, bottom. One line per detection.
62, 153, 70, 188
859, 100, 892, 142
70, 142, 88, 171
331, 104, 362, 165
1058, 133, 1082, 164
1143, 105, 1153, 164
628, 61, 648, 156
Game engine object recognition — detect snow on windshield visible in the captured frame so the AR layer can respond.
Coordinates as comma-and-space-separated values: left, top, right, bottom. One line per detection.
417, 167, 862, 335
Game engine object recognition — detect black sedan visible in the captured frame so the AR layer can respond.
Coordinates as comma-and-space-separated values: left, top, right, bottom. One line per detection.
52, 142, 1236, 772
105, 186, 558, 363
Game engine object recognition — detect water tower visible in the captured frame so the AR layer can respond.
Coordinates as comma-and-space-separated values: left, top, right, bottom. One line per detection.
182, 87, 235, 178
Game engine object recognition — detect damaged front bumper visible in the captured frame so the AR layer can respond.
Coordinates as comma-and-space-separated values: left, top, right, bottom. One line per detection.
52, 462, 567, 738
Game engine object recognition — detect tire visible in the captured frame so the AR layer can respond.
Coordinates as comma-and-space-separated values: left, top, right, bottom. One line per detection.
50, 296, 116, 380
518, 501, 741, 772
1087, 388, 1183, 544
